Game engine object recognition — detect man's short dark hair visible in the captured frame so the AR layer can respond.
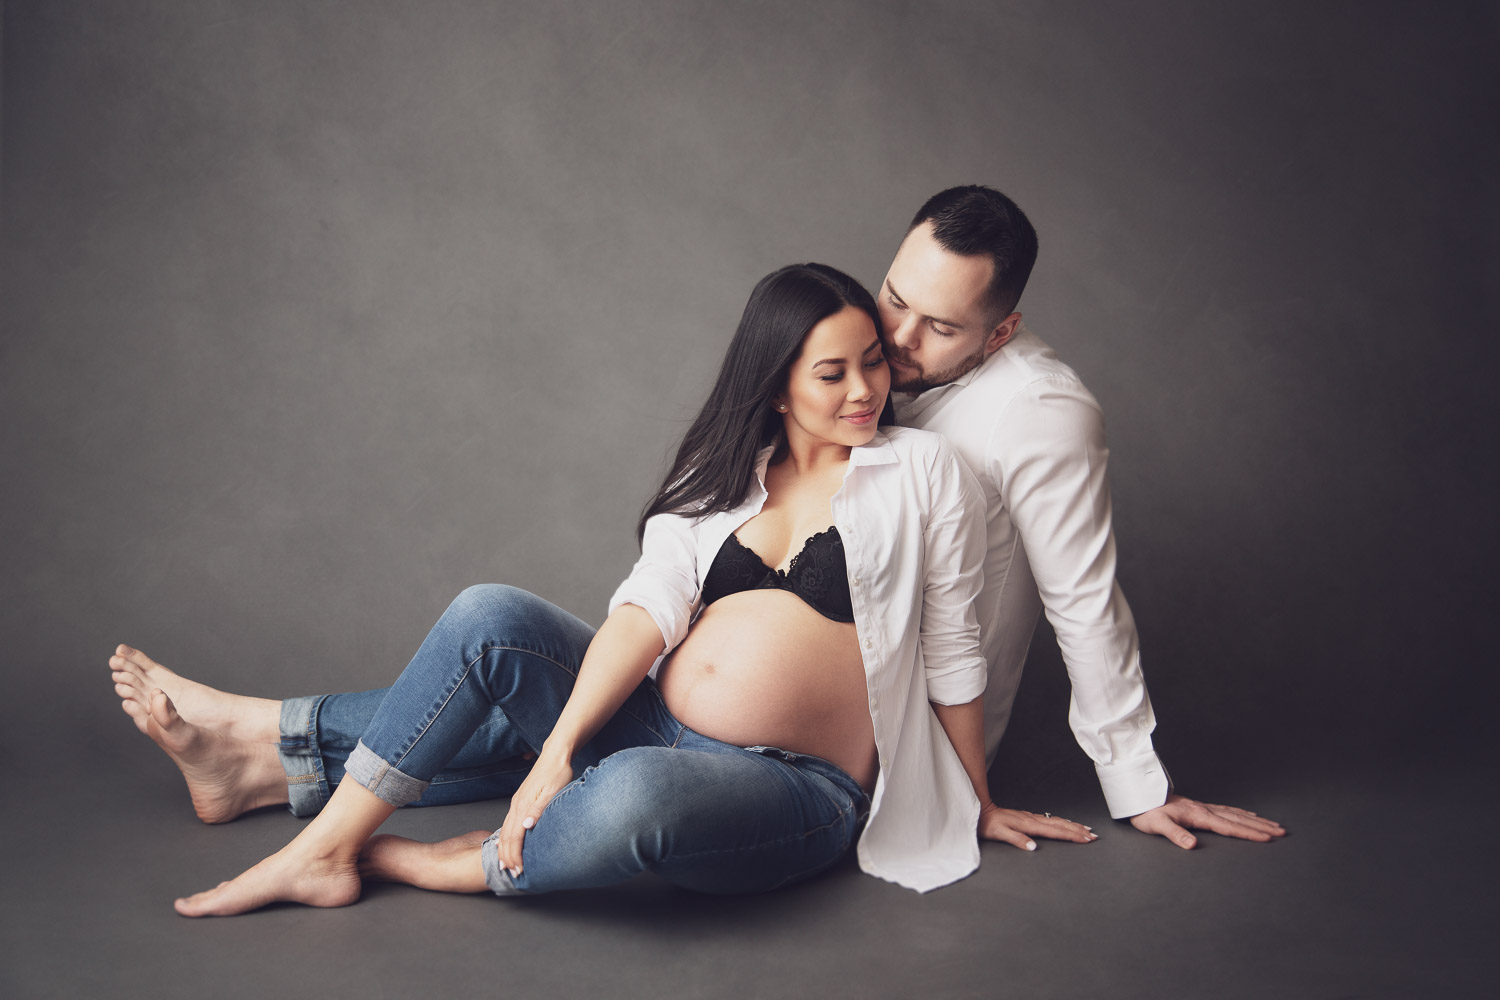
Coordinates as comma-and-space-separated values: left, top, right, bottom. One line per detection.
909, 185, 1038, 325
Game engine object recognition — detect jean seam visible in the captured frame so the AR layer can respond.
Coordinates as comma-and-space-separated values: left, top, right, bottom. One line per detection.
388, 658, 481, 774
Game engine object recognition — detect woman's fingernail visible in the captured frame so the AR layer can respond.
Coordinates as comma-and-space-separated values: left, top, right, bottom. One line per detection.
1025, 841, 1036, 851
522, 816, 535, 830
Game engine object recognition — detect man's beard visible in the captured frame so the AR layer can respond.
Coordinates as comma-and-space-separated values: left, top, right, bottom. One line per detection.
887, 345, 988, 393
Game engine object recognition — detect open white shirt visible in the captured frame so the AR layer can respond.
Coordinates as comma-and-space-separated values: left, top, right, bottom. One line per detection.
894, 324, 1170, 818
609, 426, 989, 892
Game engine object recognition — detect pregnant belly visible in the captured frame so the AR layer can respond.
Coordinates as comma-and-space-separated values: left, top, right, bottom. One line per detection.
656, 590, 878, 790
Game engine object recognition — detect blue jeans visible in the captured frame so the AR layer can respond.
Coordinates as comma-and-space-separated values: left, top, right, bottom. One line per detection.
278, 585, 869, 895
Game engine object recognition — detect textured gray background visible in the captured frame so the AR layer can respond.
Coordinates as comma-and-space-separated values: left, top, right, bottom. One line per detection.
3, 2, 1495, 998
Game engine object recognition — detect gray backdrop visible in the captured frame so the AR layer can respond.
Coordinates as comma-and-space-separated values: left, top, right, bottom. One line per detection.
3, 2, 1495, 997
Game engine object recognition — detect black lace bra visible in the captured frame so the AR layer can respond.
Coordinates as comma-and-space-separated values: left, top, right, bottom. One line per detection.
700, 526, 854, 623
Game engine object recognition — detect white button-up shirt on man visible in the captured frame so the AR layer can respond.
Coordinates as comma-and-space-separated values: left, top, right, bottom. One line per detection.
894, 323, 1171, 819
609, 426, 989, 892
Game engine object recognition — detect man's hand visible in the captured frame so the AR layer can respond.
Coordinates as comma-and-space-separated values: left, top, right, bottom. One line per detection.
979, 802, 1098, 851
1129, 793, 1285, 848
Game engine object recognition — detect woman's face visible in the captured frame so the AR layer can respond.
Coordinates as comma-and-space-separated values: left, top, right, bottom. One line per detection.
775, 306, 890, 451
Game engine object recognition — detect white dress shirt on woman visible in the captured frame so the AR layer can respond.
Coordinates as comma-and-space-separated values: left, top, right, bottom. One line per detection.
893, 324, 1171, 819
609, 426, 989, 893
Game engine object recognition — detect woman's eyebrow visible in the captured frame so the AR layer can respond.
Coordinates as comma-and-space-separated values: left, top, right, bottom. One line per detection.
813, 340, 882, 368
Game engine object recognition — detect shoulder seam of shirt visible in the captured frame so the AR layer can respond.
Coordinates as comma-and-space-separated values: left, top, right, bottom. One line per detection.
980, 371, 1097, 466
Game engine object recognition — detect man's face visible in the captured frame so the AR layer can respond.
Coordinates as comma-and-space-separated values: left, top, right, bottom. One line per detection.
877, 222, 1019, 393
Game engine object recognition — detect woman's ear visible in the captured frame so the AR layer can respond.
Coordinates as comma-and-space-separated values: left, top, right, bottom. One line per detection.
772, 393, 789, 413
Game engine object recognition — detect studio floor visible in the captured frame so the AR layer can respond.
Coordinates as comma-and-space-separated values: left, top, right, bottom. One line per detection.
3, 748, 1488, 999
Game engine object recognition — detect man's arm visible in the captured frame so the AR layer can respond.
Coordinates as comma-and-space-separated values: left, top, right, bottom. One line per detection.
994, 380, 1283, 845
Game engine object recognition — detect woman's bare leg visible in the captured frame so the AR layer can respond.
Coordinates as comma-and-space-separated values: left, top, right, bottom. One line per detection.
360, 831, 491, 894
110, 644, 280, 743
174, 775, 396, 917
126, 690, 289, 823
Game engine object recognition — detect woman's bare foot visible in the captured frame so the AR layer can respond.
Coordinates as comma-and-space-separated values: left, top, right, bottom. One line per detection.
360, 831, 492, 894
175, 843, 363, 917
133, 689, 288, 823
110, 644, 280, 742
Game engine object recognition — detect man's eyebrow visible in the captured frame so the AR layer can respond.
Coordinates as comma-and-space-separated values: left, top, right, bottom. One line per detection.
812, 340, 882, 368
885, 279, 968, 331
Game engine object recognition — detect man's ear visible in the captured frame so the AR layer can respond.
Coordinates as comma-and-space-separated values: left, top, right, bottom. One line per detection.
984, 313, 1022, 355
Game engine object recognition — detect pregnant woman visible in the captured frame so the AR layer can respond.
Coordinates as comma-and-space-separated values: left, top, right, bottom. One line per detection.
110, 263, 1094, 916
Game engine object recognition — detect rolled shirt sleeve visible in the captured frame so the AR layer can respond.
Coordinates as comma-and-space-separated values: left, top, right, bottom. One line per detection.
918, 439, 990, 707
993, 380, 1170, 818
607, 511, 700, 654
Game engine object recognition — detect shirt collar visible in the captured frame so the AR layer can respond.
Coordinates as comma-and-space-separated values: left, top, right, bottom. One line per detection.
850, 429, 899, 467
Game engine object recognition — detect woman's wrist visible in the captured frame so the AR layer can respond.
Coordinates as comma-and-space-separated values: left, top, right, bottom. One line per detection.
537, 737, 577, 766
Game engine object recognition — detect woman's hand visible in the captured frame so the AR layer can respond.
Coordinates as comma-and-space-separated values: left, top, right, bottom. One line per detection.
978, 801, 1097, 851
495, 744, 575, 876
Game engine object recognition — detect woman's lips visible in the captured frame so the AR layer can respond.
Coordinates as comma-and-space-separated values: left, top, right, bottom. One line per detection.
841, 409, 877, 425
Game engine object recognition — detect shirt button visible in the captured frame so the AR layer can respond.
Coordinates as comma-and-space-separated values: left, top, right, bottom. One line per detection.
852, 576, 861, 586
863, 638, 872, 649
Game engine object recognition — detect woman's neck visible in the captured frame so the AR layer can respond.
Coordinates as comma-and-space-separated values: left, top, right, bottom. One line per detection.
773, 430, 853, 478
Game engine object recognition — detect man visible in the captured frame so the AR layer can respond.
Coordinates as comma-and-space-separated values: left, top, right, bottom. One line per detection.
877, 185, 1283, 850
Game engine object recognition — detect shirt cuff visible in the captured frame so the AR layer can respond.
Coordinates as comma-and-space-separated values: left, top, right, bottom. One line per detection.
606, 586, 689, 654
1095, 751, 1172, 819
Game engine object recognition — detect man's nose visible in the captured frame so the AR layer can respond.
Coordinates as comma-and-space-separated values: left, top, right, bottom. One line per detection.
890, 315, 920, 350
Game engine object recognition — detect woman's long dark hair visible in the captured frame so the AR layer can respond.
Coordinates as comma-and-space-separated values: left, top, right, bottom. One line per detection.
637, 262, 894, 542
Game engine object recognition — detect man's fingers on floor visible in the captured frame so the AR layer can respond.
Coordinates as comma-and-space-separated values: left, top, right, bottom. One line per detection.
1205, 807, 1284, 835
1148, 815, 1197, 849
1201, 812, 1275, 842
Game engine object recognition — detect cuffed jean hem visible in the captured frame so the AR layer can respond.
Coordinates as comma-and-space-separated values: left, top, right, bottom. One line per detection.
278, 694, 331, 818
480, 832, 526, 896
345, 739, 429, 808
